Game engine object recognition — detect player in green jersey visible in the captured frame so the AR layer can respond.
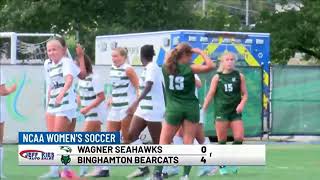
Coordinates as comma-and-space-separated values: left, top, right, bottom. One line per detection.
149, 43, 214, 180
203, 52, 248, 175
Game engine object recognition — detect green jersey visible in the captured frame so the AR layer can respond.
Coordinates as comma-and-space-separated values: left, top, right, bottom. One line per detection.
162, 64, 199, 111
214, 70, 242, 115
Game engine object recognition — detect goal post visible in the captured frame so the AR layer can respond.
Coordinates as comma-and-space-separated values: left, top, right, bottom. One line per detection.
0, 32, 70, 64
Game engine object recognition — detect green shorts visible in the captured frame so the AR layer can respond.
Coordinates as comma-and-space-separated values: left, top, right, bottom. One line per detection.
165, 109, 200, 126
215, 112, 242, 121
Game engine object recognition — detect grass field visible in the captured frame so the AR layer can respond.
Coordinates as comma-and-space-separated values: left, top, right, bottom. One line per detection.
4, 144, 320, 180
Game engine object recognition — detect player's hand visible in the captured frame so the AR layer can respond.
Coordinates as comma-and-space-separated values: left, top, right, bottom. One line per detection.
191, 48, 203, 54
80, 107, 90, 115
8, 84, 17, 93
236, 103, 244, 114
76, 44, 85, 57
55, 93, 64, 105
127, 101, 138, 115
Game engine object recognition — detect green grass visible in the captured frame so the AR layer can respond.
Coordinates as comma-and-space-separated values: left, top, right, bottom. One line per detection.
4, 144, 320, 180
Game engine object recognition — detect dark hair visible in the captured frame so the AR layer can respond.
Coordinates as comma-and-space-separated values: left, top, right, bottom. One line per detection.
76, 54, 93, 74
140, 45, 155, 62
165, 43, 192, 75
84, 54, 93, 74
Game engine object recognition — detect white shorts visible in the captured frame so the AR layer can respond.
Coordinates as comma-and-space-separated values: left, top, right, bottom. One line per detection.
84, 111, 105, 123
53, 109, 77, 121
199, 109, 204, 124
134, 107, 164, 122
107, 108, 128, 122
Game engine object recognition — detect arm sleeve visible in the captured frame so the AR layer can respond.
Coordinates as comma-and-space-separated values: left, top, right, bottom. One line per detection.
92, 75, 104, 94
0, 70, 6, 85
63, 58, 80, 78
144, 64, 157, 83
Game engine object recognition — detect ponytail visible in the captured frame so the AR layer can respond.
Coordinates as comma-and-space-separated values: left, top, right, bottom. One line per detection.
165, 48, 179, 75
165, 42, 192, 75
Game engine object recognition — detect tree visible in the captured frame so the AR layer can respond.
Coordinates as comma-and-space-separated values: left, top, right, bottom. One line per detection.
254, 0, 320, 64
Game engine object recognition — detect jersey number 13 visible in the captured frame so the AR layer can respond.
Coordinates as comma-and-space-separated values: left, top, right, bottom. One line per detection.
169, 75, 184, 90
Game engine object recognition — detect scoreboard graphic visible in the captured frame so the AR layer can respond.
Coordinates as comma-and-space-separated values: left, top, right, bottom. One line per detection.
18, 132, 265, 166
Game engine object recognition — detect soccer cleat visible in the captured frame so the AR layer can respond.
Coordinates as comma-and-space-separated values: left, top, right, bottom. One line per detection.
229, 166, 238, 174
197, 166, 219, 176
162, 166, 179, 178
38, 171, 60, 179
145, 172, 163, 180
219, 166, 229, 175
127, 166, 150, 179
180, 175, 189, 180
85, 168, 110, 177
60, 169, 79, 179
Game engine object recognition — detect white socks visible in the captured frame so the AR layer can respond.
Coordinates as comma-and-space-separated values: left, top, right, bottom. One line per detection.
50, 166, 59, 174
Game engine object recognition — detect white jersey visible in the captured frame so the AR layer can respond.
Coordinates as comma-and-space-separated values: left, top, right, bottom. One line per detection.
109, 63, 136, 109
134, 62, 165, 122
45, 57, 80, 113
0, 70, 7, 122
77, 73, 106, 121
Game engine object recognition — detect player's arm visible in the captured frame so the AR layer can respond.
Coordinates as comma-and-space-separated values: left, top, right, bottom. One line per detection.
126, 67, 140, 96
203, 74, 219, 111
236, 73, 248, 113
76, 44, 87, 80
80, 92, 106, 115
190, 48, 215, 74
55, 75, 73, 105
0, 84, 16, 96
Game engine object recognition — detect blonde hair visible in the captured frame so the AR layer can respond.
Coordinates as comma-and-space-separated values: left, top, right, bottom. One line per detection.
112, 47, 129, 63
217, 52, 237, 72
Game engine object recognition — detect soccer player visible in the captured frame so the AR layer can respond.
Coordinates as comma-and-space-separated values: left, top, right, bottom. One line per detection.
0, 70, 17, 178
150, 43, 214, 180
126, 45, 165, 178
163, 74, 218, 178
76, 53, 107, 177
203, 52, 248, 175
107, 47, 139, 143
40, 38, 86, 179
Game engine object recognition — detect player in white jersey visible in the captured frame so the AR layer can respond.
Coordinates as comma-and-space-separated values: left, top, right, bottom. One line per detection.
126, 45, 165, 178
0, 70, 16, 178
43, 39, 86, 134
40, 38, 86, 179
75, 53, 107, 178
107, 47, 139, 144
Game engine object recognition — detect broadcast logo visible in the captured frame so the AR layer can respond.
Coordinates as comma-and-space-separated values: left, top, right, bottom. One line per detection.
60, 146, 72, 165
19, 150, 54, 160
61, 155, 71, 165
60, 146, 72, 153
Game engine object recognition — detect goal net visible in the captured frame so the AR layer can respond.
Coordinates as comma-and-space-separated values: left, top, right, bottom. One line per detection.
0, 32, 63, 64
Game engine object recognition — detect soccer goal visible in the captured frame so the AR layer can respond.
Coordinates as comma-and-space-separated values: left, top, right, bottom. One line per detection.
0, 32, 67, 64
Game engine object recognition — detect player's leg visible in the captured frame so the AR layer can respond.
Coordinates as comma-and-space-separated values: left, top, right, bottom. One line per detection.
0, 122, 5, 178
229, 119, 244, 174
40, 114, 71, 179
120, 113, 133, 144
127, 116, 149, 179
46, 112, 55, 132
195, 123, 219, 176
163, 128, 182, 178
181, 120, 197, 179
68, 118, 77, 132
149, 111, 182, 180
81, 120, 102, 177
215, 119, 230, 175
